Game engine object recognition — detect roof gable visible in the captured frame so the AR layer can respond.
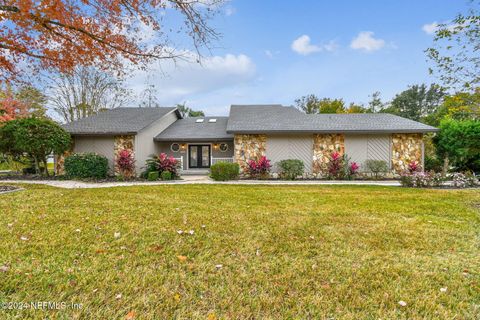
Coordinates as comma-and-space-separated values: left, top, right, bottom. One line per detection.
63, 107, 179, 135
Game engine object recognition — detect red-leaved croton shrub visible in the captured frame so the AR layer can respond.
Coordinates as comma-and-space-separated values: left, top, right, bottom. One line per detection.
116, 149, 135, 179
246, 156, 271, 179
408, 161, 420, 174
349, 162, 360, 176
144, 153, 179, 178
327, 151, 344, 179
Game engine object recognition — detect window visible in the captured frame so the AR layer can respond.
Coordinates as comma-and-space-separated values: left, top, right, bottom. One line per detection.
219, 143, 228, 152
170, 143, 180, 152
195, 119, 204, 123
208, 118, 217, 123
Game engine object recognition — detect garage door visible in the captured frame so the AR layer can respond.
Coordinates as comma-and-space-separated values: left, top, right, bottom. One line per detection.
266, 135, 313, 173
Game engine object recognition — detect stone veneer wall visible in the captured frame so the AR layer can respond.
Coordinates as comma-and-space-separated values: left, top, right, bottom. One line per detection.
312, 134, 345, 175
114, 135, 135, 175
391, 133, 423, 174
55, 149, 73, 175
234, 134, 267, 172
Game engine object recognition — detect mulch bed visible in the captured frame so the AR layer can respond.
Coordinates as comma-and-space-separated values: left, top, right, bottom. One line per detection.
0, 185, 21, 193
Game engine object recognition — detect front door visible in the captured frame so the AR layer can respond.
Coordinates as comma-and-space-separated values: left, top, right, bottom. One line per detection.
188, 145, 211, 168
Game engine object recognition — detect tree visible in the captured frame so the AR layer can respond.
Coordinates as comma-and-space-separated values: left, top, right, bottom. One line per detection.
175, 103, 205, 117
15, 86, 48, 118
295, 94, 321, 114
0, 0, 222, 83
382, 84, 446, 122
318, 98, 346, 113
49, 67, 132, 122
0, 85, 29, 122
0, 118, 71, 175
346, 103, 369, 113
295, 95, 348, 114
426, 2, 480, 90
434, 119, 480, 173
425, 88, 480, 126
368, 91, 384, 113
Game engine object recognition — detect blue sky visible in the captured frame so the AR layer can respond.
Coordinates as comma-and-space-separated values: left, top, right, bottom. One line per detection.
127, 0, 470, 115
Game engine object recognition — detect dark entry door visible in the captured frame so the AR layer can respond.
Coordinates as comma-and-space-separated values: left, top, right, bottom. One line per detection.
188, 145, 211, 168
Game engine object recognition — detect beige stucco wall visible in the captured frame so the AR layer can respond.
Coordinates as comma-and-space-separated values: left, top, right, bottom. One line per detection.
73, 135, 115, 171
134, 110, 179, 174
266, 134, 313, 173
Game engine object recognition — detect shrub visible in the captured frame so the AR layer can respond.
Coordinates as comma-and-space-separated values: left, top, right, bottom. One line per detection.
64, 153, 109, 179
277, 159, 304, 180
365, 159, 389, 179
246, 156, 271, 179
425, 155, 443, 172
116, 149, 135, 179
147, 171, 159, 181
210, 162, 240, 181
326, 152, 343, 179
400, 171, 446, 188
450, 172, 479, 188
408, 161, 420, 174
144, 153, 180, 177
349, 162, 360, 176
161, 170, 173, 181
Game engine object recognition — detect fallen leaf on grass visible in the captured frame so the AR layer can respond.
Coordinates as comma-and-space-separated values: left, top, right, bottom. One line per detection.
20, 236, 29, 241
125, 311, 136, 319
440, 287, 448, 292
207, 312, 217, 320
0, 265, 9, 272
115, 293, 122, 299
114, 232, 121, 239
398, 300, 407, 307
177, 255, 188, 262
215, 264, 223, 270
174, 293, 181, 302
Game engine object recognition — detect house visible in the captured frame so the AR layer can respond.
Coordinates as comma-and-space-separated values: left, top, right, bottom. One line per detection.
60, 104, 438, 176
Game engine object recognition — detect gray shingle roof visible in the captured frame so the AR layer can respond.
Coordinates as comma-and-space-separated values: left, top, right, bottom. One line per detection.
63, 107, 178, 135
154, 117, 233, 141
226, 105, 438, 133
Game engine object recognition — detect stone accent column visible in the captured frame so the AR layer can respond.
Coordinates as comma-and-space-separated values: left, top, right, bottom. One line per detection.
234, 134, 267, 172
55, 140, 74, 175
391, 133, 423, 174
114, 135, 135, 175
312, 134, 345, 176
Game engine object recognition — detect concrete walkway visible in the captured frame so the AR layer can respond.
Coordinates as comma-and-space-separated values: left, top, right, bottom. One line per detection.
1, 176, 402, 189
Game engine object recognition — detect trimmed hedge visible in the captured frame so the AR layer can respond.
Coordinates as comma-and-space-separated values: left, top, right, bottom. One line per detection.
210, 162, 240, 181
277, 159, 304, 180
64, 153, 109, 179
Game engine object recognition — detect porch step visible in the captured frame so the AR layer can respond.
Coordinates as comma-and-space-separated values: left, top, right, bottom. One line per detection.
182, 169, 210, 175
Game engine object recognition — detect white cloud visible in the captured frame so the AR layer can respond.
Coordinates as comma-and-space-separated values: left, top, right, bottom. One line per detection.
422, 22, 439, 35
350, 31, 385, 52
265, 50, 274, 58
291, 35, 322, 55
127, 52, 256, 105
291, 35, 337, 55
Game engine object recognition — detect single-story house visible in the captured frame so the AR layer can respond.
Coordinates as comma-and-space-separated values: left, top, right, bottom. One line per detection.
60, 104, 438, 176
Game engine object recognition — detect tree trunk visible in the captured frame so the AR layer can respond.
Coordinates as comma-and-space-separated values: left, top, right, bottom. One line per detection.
442, 156, 449, 177
43, 157, 49, 177
32, 156, 40, 175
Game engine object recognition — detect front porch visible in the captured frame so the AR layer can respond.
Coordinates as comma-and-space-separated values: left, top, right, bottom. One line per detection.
154, 140, 235, 174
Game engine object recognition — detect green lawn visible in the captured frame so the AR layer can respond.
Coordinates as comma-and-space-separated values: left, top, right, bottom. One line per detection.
0, 184, 479, 319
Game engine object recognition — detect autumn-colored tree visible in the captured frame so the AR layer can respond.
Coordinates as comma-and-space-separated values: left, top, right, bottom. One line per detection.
0, 0, 222, 83
0, 86, 29, 123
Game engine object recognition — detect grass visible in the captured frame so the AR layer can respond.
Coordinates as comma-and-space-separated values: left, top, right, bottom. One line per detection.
0, 184, 479, 319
